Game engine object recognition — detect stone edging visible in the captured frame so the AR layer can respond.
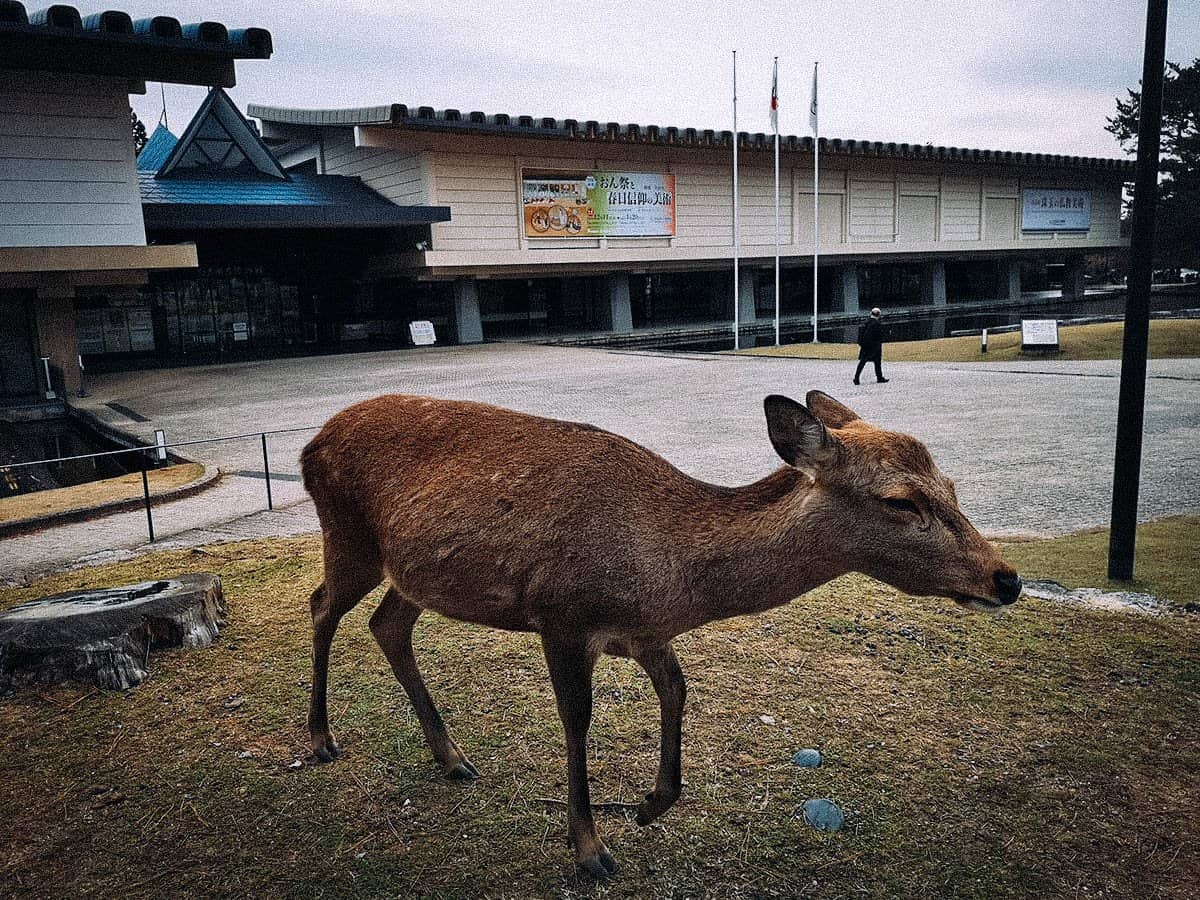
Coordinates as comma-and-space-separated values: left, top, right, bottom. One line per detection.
0, 407, 222, 538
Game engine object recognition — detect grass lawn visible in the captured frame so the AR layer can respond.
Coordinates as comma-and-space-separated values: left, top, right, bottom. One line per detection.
1, 522, 1197, 898
739, 319, 1200, 363
0, 462, 206, 526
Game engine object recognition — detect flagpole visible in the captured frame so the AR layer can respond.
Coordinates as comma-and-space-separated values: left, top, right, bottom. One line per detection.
732, 50, 740, 351
811, 61, 819, 344
773, 57, 781, 346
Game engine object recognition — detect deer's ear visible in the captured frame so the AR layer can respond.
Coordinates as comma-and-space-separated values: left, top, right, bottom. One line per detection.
764, 395, 838, 474
805, 390, 861, 428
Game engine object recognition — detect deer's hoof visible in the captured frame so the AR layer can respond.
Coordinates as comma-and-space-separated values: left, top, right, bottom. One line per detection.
635, 789, 678, 826
310, 737, 341, 763
444, 759, 480, 780
577, 849, 619, 879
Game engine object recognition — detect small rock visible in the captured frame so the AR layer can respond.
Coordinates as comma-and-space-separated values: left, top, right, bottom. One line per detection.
760, 715, 776, 726
801, 798, 845, 832
236, 750, 253, 759
791, 748, 823, 767
224, 696, 245, 710
288, 759, 303, 770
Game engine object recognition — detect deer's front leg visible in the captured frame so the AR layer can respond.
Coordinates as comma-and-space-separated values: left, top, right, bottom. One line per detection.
541, 637, 616, 878
634, 643, 686, 826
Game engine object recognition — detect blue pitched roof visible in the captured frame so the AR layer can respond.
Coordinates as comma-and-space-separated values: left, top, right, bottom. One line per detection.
137, 124, 177, 171
140, 171, 400, 206
138, 171, 451, 229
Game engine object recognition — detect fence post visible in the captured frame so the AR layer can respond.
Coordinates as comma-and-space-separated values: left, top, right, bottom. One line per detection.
261, 432, 273, 511
141, 460, 155, 543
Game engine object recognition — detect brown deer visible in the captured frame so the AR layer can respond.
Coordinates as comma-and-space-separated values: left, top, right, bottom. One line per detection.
300, 390, 1021, 877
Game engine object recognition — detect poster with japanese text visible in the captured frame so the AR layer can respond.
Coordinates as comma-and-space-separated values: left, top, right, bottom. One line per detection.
522, 172, 676, 237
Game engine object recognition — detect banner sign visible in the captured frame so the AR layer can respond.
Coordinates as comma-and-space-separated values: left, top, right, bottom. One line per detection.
522, 172, 676, 238
1021, 189, 1091, 232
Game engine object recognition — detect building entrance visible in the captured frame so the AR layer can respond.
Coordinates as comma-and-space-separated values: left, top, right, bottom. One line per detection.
0, 290, 39, 399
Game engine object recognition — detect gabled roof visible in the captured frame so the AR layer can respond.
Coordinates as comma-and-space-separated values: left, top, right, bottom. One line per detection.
249, 102, 1135, 176
138, 90, 450, 230
158, 87, 286, 180
137, 124, 178, 171
0, 2, 271, 88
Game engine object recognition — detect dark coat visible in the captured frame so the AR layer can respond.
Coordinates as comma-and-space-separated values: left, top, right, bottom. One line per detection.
857, 318, 883, 361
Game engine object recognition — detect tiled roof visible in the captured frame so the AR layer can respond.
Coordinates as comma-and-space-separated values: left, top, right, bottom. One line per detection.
0, 2, 271, 55
137, 171, 451, 229
138, 171, 402, 207
137, 124, 177, 171
1, 2, 271, 86
249, 102, 1135, 175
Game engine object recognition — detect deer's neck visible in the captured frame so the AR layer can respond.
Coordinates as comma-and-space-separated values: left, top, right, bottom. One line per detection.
682, 467, 849, 626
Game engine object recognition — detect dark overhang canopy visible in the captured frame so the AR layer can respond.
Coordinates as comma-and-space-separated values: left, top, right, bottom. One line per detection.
141, 199, 451, 231
0, 2, 271, 87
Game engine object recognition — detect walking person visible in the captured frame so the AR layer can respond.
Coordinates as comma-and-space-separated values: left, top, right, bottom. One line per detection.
854, 307, 889, 385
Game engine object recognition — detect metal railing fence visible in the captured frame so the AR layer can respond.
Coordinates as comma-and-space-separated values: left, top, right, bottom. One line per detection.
1, 424, 324, 542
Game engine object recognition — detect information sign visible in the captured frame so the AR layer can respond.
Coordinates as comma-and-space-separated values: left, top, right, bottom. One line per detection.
1021, 318, 1060, 351
409, 320, 436, 346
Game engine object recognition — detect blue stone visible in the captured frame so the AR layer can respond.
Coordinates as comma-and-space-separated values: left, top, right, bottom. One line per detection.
801, 798, 845, 832
791, 748, 823, 767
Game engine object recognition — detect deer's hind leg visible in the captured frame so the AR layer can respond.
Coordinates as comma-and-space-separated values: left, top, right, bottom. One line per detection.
369, 587, 480, 780
633, 643, 687, 826
308, 526, 382, 762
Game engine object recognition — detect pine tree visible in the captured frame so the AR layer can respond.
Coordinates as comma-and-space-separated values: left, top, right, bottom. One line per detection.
130, 108, 148, 156
1106, 59, 1200, 268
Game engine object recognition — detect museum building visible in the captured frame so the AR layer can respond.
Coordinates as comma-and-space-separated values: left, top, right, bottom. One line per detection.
0, 3, 271, 400
250, 102, 1133, 344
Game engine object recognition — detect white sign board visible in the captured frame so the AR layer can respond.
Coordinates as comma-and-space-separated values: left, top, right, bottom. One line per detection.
1021, 189, 1091, 232
409, 320, 436, 346
232, 322, 249, 342
1021, 319, 1060, 349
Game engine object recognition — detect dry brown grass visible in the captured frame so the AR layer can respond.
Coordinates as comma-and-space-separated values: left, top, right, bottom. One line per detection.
0, 462, 206, 526
740, 318, 1200, 363
0, 534, 1197, 898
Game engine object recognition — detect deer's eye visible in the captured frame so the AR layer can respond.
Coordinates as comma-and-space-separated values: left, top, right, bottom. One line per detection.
882, 497, 920, 515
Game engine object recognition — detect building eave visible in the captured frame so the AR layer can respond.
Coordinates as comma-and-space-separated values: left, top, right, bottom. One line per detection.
248, 102, 1136, 175
0, 243, 198, 274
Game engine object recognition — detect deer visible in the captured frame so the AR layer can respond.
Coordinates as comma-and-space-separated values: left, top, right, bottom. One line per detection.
299, 390, 1021, 877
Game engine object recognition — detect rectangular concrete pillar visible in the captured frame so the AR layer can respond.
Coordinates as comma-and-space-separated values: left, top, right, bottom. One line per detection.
452, 278, 483, 344
1062, 256, 1086, 301
34, 285, 81, 395
737, 268, 758, 324
831, 263, 861, 313
603, 272, 633, 333
920, 260, 947, 307
1004, 259, 1023, 301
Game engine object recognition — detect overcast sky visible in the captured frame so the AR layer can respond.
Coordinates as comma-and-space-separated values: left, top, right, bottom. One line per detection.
127, 1, 1199, 160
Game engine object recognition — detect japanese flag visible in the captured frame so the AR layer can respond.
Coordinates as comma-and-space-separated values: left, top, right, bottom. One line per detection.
770, 58, 779, 132
809, 62, 818, 134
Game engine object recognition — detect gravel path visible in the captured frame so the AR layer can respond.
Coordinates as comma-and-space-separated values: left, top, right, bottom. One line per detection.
3, 343, 1197, 585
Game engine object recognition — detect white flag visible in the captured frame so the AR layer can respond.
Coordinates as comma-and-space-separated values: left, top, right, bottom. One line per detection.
809, 62, 818, 134
770, 58, 779, 132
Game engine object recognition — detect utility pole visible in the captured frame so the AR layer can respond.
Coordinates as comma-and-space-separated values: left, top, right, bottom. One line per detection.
1108, 0, 1169, 580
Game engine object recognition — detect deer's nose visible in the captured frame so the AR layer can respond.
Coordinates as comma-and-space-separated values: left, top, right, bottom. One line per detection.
993, 571, 1022, 605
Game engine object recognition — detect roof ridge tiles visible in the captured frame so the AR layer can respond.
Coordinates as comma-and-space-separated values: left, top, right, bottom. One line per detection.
246, 101, 1133, 173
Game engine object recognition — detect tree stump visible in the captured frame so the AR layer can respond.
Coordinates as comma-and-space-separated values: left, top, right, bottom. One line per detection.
0, 574, 225, 691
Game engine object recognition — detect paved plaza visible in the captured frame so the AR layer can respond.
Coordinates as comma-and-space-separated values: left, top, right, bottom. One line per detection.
2, 343, 1197, 584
